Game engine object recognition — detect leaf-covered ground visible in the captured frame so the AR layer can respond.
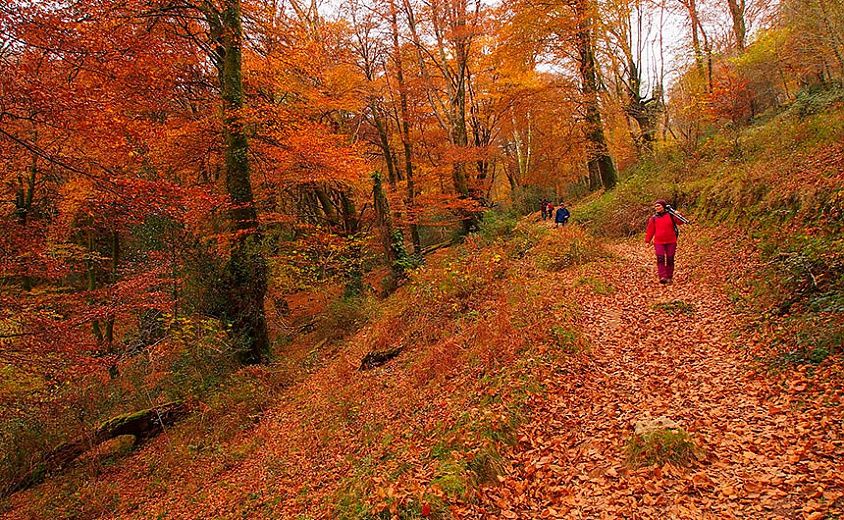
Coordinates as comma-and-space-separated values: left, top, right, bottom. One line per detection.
2, 223, 842, 519
466, 226, 844, 519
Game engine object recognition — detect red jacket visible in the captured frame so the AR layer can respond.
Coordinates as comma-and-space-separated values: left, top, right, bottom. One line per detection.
645, 212, 681, 245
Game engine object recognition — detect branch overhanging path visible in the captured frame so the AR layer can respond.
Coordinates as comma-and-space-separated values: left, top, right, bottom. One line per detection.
467, 223, 843, 519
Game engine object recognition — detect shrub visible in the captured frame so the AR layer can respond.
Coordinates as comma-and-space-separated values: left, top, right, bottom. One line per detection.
507, 185, 558, 216
318, 296, 378, 342
774, 317, 843, 366
409, 245, 506, 318
477, 209, 518, 243
507, 224, 548, 259
789, 82, 844, 118
534, 226, 611, 271
626, 427, 699, 467
574, 157, 684, 238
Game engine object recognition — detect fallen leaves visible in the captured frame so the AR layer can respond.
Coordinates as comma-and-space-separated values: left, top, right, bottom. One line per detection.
462, 228, 844, 519
4, 225, 842, 520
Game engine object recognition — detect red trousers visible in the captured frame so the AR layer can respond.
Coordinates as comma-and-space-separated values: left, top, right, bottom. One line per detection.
654, 243, 676, 280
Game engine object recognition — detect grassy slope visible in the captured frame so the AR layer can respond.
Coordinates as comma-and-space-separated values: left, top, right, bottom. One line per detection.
1, 222, 608, 519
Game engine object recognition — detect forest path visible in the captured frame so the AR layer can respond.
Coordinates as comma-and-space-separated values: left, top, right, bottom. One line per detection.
468, 225, 843, 519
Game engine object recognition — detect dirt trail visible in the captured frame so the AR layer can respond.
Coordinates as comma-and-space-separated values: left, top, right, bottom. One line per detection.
470, 228, 843, 519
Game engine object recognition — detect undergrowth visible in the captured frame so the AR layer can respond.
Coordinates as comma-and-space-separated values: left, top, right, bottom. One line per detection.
652, 300, 697, 316
534, 226, 612, 271
0, 318, 288, 515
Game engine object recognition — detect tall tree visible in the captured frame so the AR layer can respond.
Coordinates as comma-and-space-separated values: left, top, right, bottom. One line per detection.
205, 0, 271, 363
726, 0, 747, 50
574, 0, 618, 190
387, 0, 422, 252
403, 0, 482, 229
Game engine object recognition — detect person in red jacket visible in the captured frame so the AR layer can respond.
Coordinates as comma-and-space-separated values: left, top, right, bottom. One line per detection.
645, 199, 683, 284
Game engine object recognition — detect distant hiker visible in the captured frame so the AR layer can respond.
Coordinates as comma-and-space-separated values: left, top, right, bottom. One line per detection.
555, 203, 570, 227
645, 199, 685, 284
546, 202, 555, 224
540, 198, 549, 220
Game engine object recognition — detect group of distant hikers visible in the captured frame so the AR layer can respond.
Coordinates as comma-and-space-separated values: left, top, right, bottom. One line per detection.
538, 197, 689, 285
539, 199, 570, 227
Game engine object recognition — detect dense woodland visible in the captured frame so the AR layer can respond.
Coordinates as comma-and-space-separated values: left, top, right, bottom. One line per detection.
1, 0, 843, 516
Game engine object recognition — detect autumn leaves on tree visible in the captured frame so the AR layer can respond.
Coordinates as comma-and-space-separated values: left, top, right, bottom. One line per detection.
2, 0, 841, 384
1, 0, 637, 376
2, 0, 844, 512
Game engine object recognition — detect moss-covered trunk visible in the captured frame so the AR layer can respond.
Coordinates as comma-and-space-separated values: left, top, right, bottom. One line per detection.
575, 0, 617, 191
218, 0, 270, 364
4, 402, 188, 498
373, 172, 409, 281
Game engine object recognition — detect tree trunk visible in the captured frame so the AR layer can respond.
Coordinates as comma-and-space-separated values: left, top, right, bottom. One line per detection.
388, 0, 421, 254
450, 56, 474, 232
726, 0, 746, 51
106, 230, 119, 378
373, 172, 409, 281
575, 0, 618, 191
339, 189, 359, 236
88, 230, 103, 343
15, 153, 37, 291
314, 186, 339, 228
359, 346, 403, 370
371, 101, 398, 186
217, 0, 270, 364
450, 59, 470, 199
685, 0, 705, 76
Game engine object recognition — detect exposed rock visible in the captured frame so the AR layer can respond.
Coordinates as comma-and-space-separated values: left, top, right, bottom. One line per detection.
633, 416, 680, 437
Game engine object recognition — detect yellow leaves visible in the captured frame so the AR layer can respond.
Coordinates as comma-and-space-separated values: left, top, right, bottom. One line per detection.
55, 178, 96, 233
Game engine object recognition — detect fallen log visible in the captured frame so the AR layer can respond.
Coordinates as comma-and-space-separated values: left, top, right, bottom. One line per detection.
421, 240, 454, 256
359, 346, 404, 370
4, 401, 189, 497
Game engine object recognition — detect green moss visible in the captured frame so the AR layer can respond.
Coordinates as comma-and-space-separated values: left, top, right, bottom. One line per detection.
431, 459, 468, 499
551, 325, 588, 353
